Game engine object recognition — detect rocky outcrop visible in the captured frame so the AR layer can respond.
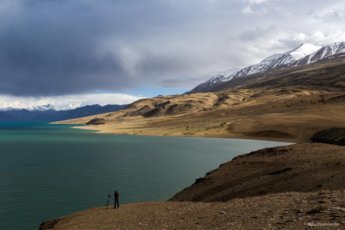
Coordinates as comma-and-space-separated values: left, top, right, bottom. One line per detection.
86, 118, 106, 125
311, 128, 345, 146
39, 219, 60, 230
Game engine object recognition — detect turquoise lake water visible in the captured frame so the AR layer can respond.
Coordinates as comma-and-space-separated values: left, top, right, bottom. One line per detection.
0, 122, 290, 229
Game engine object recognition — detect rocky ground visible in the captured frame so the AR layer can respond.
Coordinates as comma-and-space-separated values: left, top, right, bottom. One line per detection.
44, 190, 345, 230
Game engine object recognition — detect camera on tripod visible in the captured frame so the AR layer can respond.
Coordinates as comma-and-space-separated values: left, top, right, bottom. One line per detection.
106, 194, 112, 208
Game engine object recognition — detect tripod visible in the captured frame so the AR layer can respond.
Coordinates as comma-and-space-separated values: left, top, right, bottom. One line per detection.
106, 194, 112, 208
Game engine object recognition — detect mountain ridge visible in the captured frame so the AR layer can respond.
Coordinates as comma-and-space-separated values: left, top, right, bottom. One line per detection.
0, 104, 127, 122
191, 42, 345, 93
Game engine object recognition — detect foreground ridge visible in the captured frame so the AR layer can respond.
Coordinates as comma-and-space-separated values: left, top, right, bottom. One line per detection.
41, 190, 345, 229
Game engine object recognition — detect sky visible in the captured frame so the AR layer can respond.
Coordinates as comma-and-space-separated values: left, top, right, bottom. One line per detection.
0, 0, 344, 109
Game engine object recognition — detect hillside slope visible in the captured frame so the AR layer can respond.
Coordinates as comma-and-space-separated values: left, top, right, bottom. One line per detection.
171, 143, 345, 202
58, 89, 345, 142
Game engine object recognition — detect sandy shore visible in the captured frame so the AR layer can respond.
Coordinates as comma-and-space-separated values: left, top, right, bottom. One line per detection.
71, 124, 297, 143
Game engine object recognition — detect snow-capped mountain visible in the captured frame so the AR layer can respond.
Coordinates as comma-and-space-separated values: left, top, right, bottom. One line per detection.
191, 43, 344, 92
231, 43, 321, 80
201, 68, 240, 90
0, 104, 63, 112
0, 104, 127, 122
294, 42, 345, 66
31, 104, 56, 111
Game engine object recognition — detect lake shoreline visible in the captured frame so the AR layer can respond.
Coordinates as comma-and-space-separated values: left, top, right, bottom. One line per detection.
6, 123, 285, 230
68, 123, 298, 143
41, 143, 345, 229
39, 123, 298, 230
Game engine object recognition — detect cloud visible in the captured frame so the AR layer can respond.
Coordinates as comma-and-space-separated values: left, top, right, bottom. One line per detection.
0, 0, 344, 99
247, 0, 269, 3
0, 93, 143, 110
312, 2, 345, 20
242, 0, 276, 14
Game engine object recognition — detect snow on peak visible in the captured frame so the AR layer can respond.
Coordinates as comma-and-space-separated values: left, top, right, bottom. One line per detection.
288, 43, 321, 60
208, 68, 239, 84
294, 42, 345, 65
31, 104, 56, 111
259, 54, 284, 64
322, 42, 345, 56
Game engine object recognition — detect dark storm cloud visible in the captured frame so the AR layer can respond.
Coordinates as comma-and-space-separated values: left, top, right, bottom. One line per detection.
0, 24, 128, 95
0, 0, 182, 96
0, 0, 344, 96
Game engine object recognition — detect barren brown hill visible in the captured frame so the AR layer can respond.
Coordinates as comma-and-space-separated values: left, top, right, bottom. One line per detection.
57, 87, 345, 142
171, 143, 345, 202
57, 57, 345, 142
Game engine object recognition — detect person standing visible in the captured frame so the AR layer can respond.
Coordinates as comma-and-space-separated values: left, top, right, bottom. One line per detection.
114, 190, 120, 209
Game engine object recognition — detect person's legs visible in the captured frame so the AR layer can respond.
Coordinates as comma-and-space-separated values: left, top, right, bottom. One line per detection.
116, 199, 120, 208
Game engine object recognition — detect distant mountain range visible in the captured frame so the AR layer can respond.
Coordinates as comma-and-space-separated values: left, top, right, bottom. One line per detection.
0, 104, 127, 122
191, 42, 345, 92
